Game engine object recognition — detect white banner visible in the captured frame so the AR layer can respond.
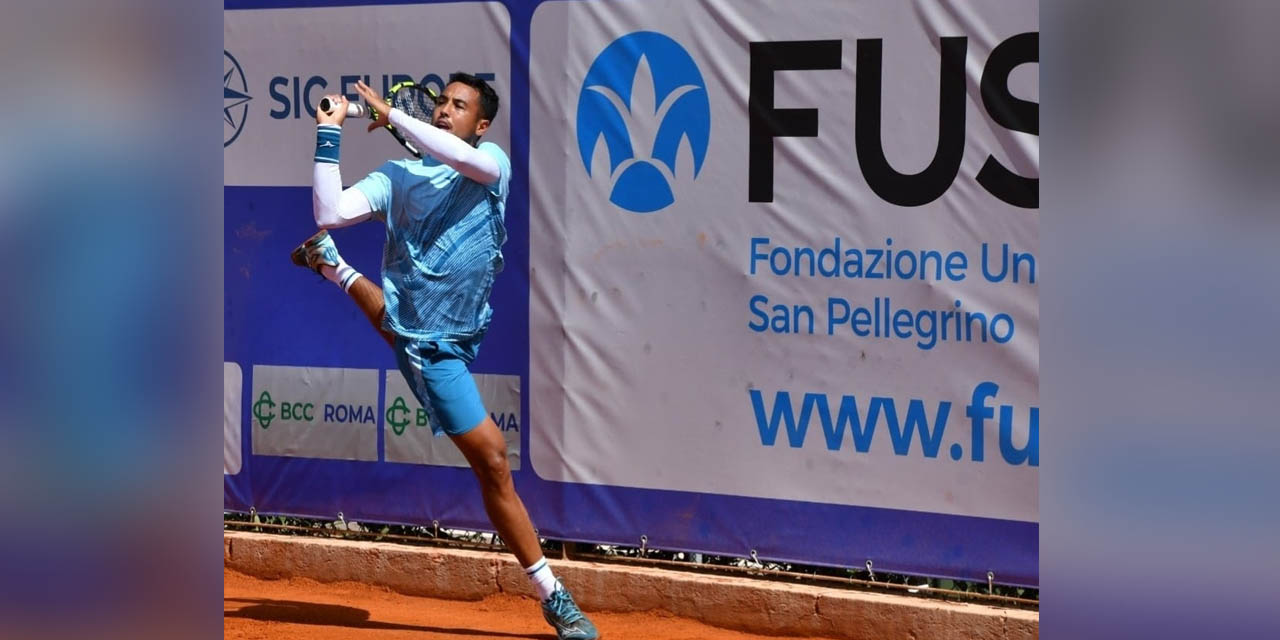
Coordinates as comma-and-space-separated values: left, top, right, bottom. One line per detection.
224, 362, 243, 475
529, 0, 1038, 522
224, 3, 511, 186
251, 365, 380, 461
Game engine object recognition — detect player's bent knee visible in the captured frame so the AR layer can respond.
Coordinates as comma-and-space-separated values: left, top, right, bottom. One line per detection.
474, 449, 511, 487
482, 449, 510, 476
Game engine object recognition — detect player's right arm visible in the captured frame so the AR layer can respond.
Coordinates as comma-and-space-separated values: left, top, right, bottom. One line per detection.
312, 94, 376, 229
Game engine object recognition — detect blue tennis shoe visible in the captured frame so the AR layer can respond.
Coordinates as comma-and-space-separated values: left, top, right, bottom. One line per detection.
541, 587, 598, 640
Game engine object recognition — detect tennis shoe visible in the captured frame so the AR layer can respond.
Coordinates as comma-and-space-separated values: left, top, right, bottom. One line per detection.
290, 229, 340, 274
541, 587, 598, 640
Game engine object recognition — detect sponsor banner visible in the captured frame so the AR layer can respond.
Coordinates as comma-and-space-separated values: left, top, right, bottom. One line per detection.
528, 0, 1038, 522
251, 365, 380, 461
224, 362, 243, 475
224, 2, 511, 186
385, 372, 522, 469
225, 0, 1038, 585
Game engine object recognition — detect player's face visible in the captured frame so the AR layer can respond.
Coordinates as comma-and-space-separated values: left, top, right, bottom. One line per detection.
431, 82, 490, 142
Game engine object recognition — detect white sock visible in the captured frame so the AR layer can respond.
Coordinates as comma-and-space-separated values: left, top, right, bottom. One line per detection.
524, 557, 561, 601
320, 262, 362, 292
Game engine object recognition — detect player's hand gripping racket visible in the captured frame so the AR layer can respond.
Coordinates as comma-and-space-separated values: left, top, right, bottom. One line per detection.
319, 81, 440, 158
317, 97, 368, 118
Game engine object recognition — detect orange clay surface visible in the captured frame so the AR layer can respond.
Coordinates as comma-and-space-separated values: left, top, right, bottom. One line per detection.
225, 569, 832, 640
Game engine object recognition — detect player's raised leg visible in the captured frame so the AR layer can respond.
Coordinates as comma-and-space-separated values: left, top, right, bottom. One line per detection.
290, 229, 394, 347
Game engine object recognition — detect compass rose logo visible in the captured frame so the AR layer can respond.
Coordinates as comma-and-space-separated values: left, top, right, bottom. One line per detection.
224, 50, 252, 147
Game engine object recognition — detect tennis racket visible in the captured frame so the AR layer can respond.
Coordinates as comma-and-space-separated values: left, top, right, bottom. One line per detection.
319, 81, 441, 158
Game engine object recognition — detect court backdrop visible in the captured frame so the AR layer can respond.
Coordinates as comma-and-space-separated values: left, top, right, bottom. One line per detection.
225, 0, 1038, 586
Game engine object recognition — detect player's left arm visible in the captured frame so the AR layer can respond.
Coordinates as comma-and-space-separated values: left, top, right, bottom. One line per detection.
386, 109, 501, 185
351, 79, 500, 185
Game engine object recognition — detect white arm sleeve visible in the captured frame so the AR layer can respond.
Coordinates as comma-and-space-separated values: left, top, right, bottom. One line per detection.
312, 162, 375, 229
388, 108, 501, 185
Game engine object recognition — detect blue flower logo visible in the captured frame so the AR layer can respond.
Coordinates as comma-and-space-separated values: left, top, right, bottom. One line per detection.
577, 32, 710, 213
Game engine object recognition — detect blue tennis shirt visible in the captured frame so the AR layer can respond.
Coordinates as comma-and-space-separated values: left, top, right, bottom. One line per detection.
353, 142, 511, 342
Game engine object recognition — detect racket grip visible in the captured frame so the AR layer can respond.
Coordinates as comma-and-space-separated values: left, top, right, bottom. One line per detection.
318, 97, 367, 118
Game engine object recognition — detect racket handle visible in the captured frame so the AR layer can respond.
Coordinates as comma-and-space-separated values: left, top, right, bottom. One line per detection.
318, 97, 367, 118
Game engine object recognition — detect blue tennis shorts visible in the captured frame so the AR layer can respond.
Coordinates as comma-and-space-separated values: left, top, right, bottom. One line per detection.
393, 335, 487, 437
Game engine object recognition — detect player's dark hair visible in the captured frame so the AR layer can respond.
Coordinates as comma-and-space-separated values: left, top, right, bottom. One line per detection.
448, 72, 499, 122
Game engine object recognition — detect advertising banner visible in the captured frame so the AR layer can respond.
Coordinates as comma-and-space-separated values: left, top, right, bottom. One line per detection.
225, 0, 1038, 585
528, 0, 1039, 523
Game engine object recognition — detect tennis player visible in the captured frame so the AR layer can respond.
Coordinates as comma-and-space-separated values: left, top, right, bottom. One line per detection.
291, 73, 598, 640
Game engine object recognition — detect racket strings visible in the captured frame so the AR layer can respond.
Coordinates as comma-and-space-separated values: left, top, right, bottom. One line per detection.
391, 86, 437, 123
379, 84, 439, 158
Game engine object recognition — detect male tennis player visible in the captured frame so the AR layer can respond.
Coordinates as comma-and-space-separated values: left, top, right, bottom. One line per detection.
291, 74, 598, 640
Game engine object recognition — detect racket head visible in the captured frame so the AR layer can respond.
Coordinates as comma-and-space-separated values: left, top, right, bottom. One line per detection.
382, 82, 440, 158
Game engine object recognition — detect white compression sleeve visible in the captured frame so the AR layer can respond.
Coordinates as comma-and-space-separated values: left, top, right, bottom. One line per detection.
388, 108, 501, 185
312, 161, 375, 229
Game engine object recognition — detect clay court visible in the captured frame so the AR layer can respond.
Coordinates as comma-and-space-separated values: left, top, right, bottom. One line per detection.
226, 569, 826, 640
223, 532, 1038, 639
